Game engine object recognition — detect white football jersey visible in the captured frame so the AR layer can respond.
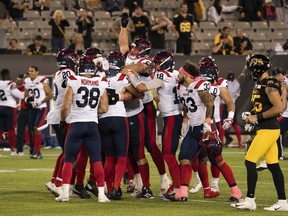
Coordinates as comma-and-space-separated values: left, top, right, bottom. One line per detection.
0, 80, 24, 108
227, 79, 240, 102
67, 75, 106, 123
178, 79, 210, 127
156, 70, 181, 117
24, 76, 49, 109
47, 68, 75, 124
281, 75, 288, 117
214, 78, 229, 122
99, 73, 129, 119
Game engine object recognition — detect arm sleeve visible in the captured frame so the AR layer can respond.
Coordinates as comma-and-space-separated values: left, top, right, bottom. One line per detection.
144, 78, 164, 90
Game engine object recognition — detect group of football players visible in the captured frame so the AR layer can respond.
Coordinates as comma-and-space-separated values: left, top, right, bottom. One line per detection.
1, 12, 288, 211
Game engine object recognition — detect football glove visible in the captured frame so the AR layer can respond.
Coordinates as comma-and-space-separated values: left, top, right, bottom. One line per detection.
222, 118, 233, 130
106, 88, 119, 105
121, 12, 129, 28
203, 122, 212, 134
244, 123, 255, 132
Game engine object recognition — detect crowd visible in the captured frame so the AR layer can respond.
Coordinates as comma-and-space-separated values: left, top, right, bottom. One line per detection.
1, 4, 288, 210
0, 0, 286, 56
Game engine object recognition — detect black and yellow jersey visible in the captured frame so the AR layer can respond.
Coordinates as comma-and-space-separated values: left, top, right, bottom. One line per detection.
173, 13, 194, 39
251, 76, 281, 129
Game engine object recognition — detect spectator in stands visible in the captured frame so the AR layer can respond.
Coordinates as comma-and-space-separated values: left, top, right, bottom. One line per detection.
8, 0, 30, 22
68, 33, 85, 56
0, 18, 14, 49
233, 27, 252, 51
33, 0, 50, 13
64, 0, 86, 14
0, 1, 9, 19
106, 0, 123, 15
212, 26, 234, 55
48, 10, 70, 54
183, 0, 197, 17
194, 0, 206, 22
76, 8, 94, 49
173, 2, 198, 55
8, 38, 18, 50
124, 0, 143, 16
207, 0, 240, 25
109, 7, 135, 43
262, 0, 278, 21
131, 5, 150, 39
86, 0, 102, 14
234, 38, 252, 55
239, 0, 262, 21
26, 35, 48, 55
148, 13, 175, 54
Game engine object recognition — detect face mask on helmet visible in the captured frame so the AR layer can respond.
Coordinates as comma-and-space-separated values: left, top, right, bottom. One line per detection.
152, 51, 175, 72
129, 38, 152, 59
77, 56, 96, 76
199, 132, 222, 158
246, 54, 271, 81
84, 47, 102, 60
106, 51, 125, 78
199, 63, 219, 84
198, 56, 215, 67
56, 48, 78, 69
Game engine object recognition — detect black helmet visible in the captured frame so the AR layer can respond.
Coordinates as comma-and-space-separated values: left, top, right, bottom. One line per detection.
246, 54, 271, 81
77, 56, 95, 76
106, 51, 125, 77
152, 51, 175, 72
56, 48, 78, 68
130, 38, 152, 59
84, 47, 102, 59
199, 62, 219, 84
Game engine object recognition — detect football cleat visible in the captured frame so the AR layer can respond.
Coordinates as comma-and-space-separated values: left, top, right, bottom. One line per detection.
160, 177, 172, 196
73, 185, 91, 199
55, 194, 69, 202
231, 197, 256, 211
49, 184, 63, 197
107, 187, 123, 200
189, 180, 202, 194
204, 188, 220, 198
126, 180, 135, 193
163, 193, 188, 202
256, 160, 268, 172
45, 181, 54, 192
210, 183, 220, 193
31, 153, 43, 159
135, 187, 154, 199
85, 181, 98, 197
264, 200, 288, 211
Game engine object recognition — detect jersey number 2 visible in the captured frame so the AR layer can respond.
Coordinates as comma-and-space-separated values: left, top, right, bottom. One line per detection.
0, 90, 7, 101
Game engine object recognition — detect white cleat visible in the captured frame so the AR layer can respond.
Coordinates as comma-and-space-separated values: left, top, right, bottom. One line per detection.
46, 181, 54, 192
98, 195, 110, 203
55, 194, 69, 202
256, 160, 268, 172
231, 197, 256, 211
160, 177, 172, 196
210, 183, 220, 193
264, 200, 288, 211
50, 184, 63, 197
189, 181, 202, 194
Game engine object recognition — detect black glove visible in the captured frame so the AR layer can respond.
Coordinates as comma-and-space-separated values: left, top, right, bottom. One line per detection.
59, 121, 68, 145
121, 12, 129, 28
24, 96, 35, 109
106, 88, 119, 105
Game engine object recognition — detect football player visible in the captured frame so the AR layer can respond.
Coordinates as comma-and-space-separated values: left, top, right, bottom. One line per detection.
24, 66, 52, 159
231, 54, 288, 211
56, 56, 109, 203
123, 51, 182, 197
0, 69, 24, 155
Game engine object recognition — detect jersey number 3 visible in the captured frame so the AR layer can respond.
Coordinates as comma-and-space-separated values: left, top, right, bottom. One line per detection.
76, 87, 100, 109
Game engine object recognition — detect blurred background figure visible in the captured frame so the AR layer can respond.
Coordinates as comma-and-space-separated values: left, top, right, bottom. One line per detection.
106, 0, 123, 15
76, 8, 94, 49
48, 10, 70, 54
233, 27, 252, 53
239, 0, 262, 21
131, 5, 150, 40
0, 18, 14, 49
262, 0, 278, 21
26, 35, 48, 55
68, 33, 85, 56
124, 0, 144, 17
8, 0, 30, 22
8, 38, 18, 50
33, 0, 50, 14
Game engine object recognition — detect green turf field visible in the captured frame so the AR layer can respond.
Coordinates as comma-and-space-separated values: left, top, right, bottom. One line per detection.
0, 147, 288, 216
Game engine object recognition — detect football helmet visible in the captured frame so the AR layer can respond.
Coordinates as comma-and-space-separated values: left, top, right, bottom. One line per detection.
129, 38, 152, 59
199, 62, 219, 84
84, 47, 102, 59
77, 56, 96, 76
199, 132, 222, 158
56, 48, 78, 68
246, 54, 271, 81
152, 51, 175, 72
106, 51, 125, 77
198, 56, 215, 67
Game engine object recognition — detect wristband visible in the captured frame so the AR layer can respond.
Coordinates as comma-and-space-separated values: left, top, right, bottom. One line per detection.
119, 93, 124, 101
257, 113, 264, 120
228, 111, 235, 119
129, 73, 142, 88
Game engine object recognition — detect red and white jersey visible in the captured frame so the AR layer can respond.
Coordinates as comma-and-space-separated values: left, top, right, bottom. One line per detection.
214, 77, 228, 122
24, 76, 49, 109
178, 79, 210, 127
209, 84, 221, 122
67, 75, 106, 123
281, 75, 288, 117
156, 69, 181, 117
99, 73, 129, 119
0, 80, 24, 108
47, 68, 75, 124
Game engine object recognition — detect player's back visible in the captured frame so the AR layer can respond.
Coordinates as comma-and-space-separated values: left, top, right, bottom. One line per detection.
53, 68, 75, 108
68, 75, 105, 123
0, 80, 17, 108
156, 69, 181, 117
